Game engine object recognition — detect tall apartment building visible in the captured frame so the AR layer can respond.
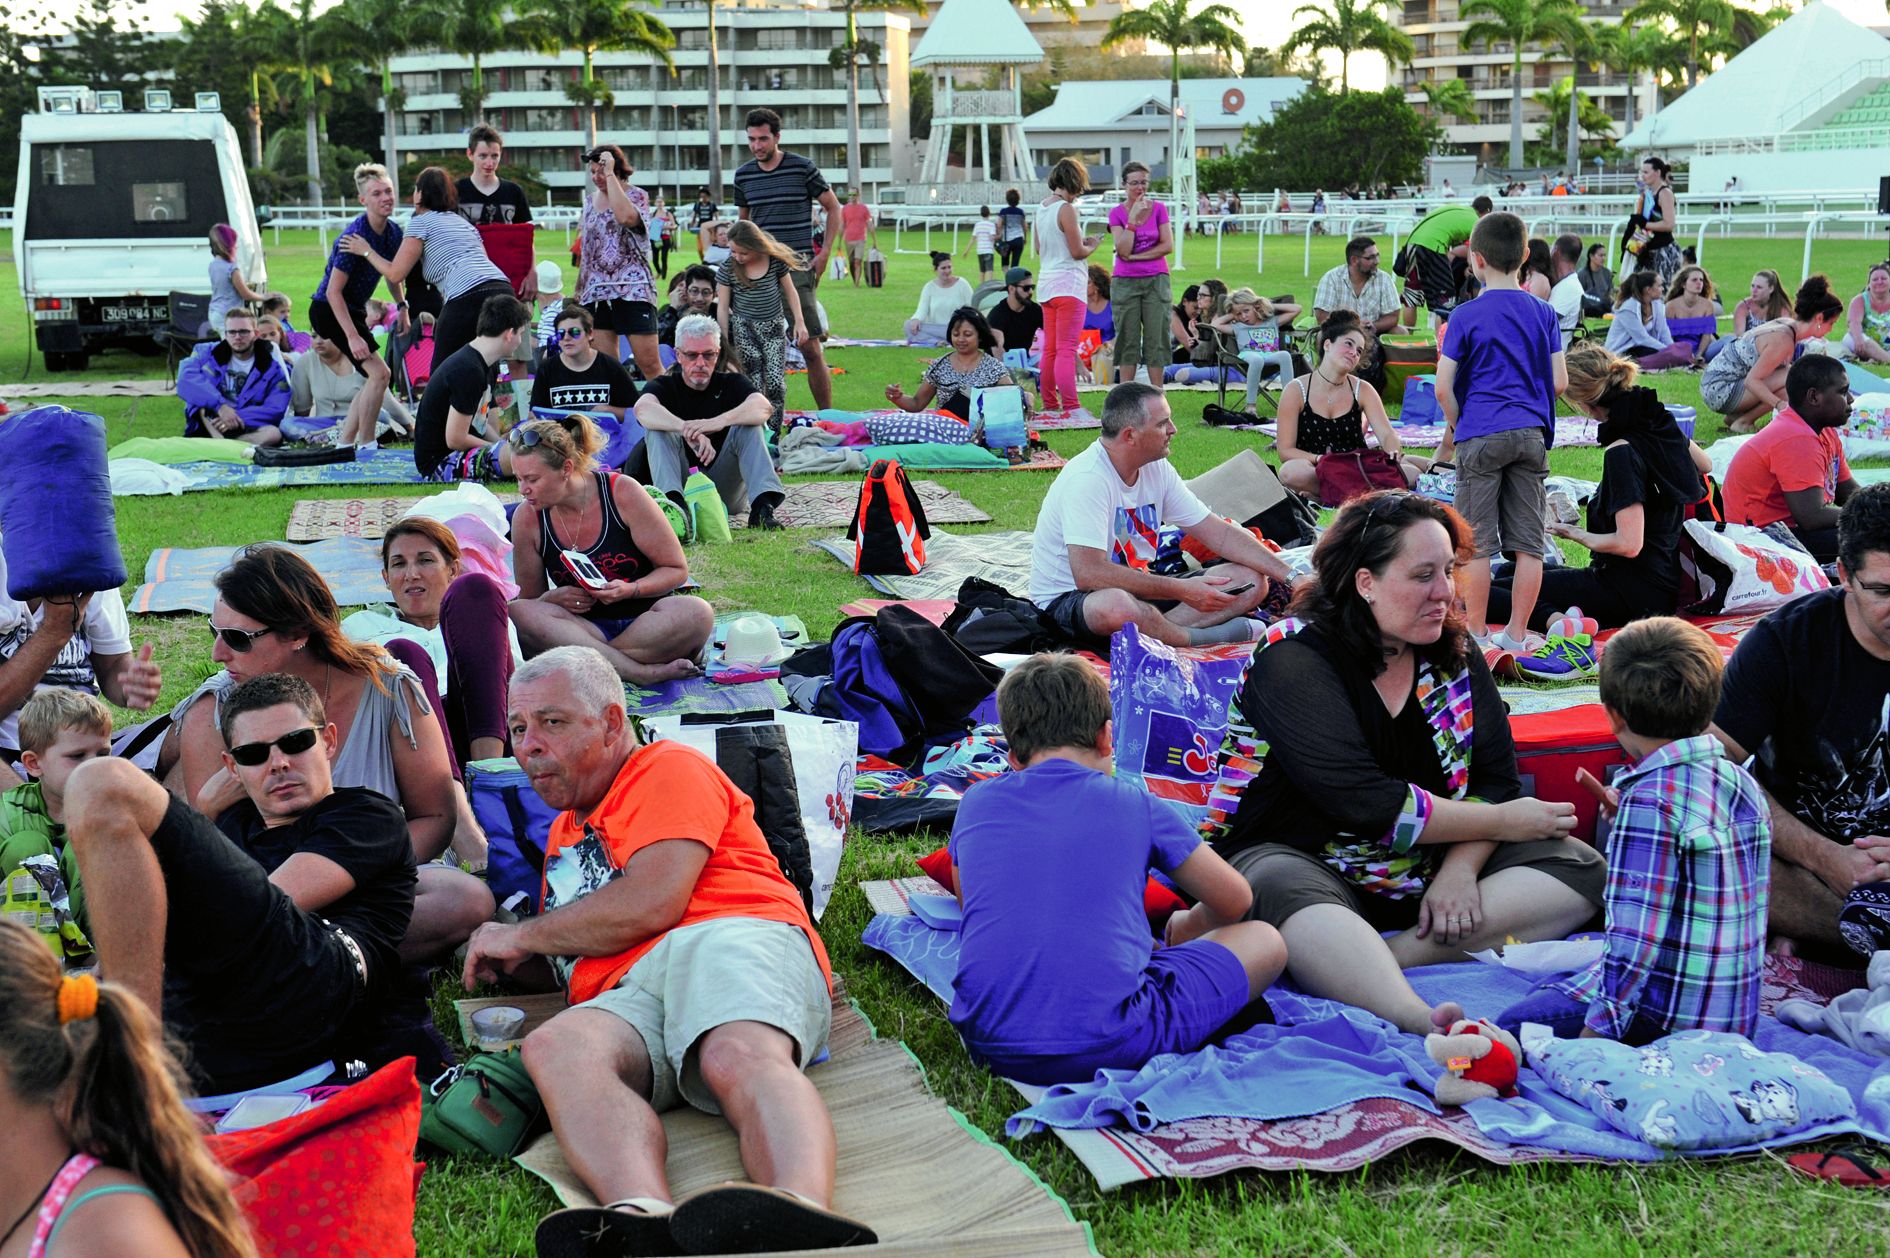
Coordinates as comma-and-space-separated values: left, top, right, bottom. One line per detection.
386, 0, 912, 198
1396, 0, 1654, 164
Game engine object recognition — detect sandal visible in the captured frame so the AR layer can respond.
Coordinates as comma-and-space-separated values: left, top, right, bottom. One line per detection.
1787, 1143, 1890, 1189
668, 1182, 876, 1254
535, 1198, 680, 1258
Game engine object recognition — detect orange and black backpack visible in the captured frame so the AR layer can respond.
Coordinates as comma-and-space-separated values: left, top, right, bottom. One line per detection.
849, 458, 930, 575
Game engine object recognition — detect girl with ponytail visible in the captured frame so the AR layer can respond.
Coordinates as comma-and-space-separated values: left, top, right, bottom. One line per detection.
1699, 272, 1844, 432
0, 920, 256, 1258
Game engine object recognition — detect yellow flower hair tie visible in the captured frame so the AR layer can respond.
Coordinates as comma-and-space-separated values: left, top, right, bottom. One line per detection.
57, 974, 99, 1026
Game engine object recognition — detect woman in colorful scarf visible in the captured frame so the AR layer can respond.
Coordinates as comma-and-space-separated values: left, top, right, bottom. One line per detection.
1202, 492, 1605, 1033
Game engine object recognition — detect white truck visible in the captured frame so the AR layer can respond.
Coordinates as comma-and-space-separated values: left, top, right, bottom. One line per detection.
12, 100, 266, 371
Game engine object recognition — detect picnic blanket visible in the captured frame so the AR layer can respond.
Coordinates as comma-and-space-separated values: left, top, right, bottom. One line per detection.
738, 480, 990, 529
1247, 417, 1601, 449
862, 892, 1890, 1190
285, 493, 522, 541
132, 537, 390, 613
815, 529, 1035, 601
624, 675, 787, 717
513, 986, 1098, 1257
1031, 410, 1102, 430
155, 450, 433, 492
1, 380, 175, 398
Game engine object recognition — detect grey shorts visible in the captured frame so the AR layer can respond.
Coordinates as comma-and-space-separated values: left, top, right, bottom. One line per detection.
578, 917, 831, 1114
1454, 426, 1550, 560
790, 263, 824, 337
1228, 838, 1605, 933
1700, 364, 1745, 415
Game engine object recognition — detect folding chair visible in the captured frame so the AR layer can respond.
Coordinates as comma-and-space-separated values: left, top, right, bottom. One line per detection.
154, 292, 214, 384
1207, 326, 1288, 422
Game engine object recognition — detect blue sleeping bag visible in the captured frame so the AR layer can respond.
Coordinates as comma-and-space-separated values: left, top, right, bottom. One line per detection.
0, 406, 127, 600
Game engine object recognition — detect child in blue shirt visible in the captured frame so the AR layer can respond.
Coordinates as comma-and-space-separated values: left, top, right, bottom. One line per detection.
1434, 211, 1566, 655
947, 654, 1286, 1085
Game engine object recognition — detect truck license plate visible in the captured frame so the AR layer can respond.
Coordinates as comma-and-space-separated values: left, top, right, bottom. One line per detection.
103, 304, 165, 322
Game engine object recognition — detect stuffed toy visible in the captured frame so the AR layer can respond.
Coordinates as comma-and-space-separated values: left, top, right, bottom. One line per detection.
1426, 1018, 1522, 1105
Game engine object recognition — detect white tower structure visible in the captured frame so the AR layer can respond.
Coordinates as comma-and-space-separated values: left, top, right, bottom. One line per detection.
909, 0, 1043, 203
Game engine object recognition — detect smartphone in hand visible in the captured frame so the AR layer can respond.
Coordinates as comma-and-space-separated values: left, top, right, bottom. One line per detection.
560, 549, 609, 591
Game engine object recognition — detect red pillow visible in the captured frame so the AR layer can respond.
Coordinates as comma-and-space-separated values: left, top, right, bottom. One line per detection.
916, 846, 1186, 927
209, 1058, 422, 1258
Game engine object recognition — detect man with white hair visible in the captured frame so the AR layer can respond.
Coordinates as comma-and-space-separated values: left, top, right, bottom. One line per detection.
633, 314, 787, 530
463, 647, 871, 1255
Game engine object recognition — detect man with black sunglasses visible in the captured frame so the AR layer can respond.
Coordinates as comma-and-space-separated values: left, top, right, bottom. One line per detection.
986, 266, 1042, 358
62, 672, 418, 1094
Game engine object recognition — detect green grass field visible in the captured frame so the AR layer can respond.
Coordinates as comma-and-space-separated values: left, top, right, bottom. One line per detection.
8, 226, 1890, 1256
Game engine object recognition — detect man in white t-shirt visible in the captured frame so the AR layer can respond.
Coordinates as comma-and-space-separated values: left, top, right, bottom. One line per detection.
1547, 233, 1587, 350
1029, 383, 1292, 650
0, 548, 162, 767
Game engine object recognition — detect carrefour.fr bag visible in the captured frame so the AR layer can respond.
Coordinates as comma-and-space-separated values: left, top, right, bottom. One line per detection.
1109, 623, 1254, 830
0, 406, 128, 600
849, 458, 930, 575
1678, 519, 1830, 615
646, 709, 857, 917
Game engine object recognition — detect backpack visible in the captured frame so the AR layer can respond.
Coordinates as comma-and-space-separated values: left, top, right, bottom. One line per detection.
942, 576, 1061, 656
829, 617, 925, 759
465, 760, 561, 916
828, 605, 1003, 762
848, 459, 929, 575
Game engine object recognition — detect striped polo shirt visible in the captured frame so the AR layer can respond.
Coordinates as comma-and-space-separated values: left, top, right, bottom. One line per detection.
731, 151, 829, 257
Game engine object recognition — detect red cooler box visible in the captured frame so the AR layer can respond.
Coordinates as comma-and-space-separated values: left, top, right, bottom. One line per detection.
1511, 704, 1631, 846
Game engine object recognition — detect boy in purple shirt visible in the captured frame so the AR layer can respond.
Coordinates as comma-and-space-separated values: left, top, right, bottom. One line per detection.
1501, 618, 1770, 1044
947, 654, 1285, 1085
1434, 211, 1566, 655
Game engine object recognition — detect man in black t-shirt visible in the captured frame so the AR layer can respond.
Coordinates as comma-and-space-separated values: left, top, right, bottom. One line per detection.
1714, 484, 1890, 953
63, 672, 418, 1093
532, 303, 637, 418
457, 123, 537, 301
415, 292, 533, 482
986, 266, 1042, 356
633, 314, 786, 529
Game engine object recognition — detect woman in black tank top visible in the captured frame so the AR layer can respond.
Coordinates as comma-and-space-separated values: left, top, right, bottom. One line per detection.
1273, 315, 1428, 501
506, 417, 716, 684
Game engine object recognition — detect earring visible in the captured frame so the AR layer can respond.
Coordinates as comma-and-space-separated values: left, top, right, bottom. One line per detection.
1365, 595, 1376, 605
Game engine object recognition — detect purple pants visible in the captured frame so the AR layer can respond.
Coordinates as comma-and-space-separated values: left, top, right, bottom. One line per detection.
381, 572, 513, 778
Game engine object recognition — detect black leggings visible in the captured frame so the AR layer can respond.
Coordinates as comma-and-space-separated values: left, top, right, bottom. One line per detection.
1488, 565, 1671, 633
432, 279, 516, 365
997, 238, 1025, 269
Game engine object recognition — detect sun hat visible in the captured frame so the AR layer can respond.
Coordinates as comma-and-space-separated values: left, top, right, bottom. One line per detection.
723, 614, 792, 666
535, 260, 564, 295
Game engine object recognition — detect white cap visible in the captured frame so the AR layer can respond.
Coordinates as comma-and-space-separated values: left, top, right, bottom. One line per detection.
535, 260, 564, 295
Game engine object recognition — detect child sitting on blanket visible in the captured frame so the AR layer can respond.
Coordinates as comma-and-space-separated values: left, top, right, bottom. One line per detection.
1500, 618, 1771, 1045
0, 690, 112, 963
947, 654, 1286, 1085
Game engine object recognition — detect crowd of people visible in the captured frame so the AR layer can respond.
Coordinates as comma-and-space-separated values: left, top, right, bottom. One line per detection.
8, 128, 1890, 1253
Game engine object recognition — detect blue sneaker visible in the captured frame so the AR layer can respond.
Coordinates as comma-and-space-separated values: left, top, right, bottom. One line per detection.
1517, 633, 1599, 681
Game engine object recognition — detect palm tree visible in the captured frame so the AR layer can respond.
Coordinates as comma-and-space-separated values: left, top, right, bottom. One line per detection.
1529, 75, 1615, 159
833, 0, 927, 198
1546, 18, 1605, 177
232, 4, 290, 168
1421, 76, 1479, 124
332, 0, 430, 198
1624, 0, 1735, 88
1594, 18, 1673, 139
1700, 2, 1791, 70
276, 0, 352, 204
1281, 0, 1415, 93
515, 0, 675, 149
1102, 0, 1245, 189
1460, 0, 1585, 169
705, 0, 723, 198
438, 0, 510, 122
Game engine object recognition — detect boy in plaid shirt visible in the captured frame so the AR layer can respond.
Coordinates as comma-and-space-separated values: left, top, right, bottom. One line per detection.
1503, 617, 1771, 1044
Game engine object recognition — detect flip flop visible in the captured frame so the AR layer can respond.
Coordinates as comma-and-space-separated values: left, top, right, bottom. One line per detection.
535, 1200, 680, 1258
1787, 1144, 1890, 1189
668, 1182, 877, 1254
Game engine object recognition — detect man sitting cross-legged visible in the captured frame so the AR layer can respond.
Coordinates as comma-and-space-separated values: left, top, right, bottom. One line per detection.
62, 673, 417, 1095
461, 646, 875, 1256
1029, 381, 1291, 650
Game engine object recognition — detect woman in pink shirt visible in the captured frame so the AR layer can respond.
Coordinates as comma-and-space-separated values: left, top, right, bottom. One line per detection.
1107, 162, 1173, 386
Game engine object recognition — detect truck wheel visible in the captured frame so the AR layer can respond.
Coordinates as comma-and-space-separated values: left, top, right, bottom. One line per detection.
44, 350, 88, 373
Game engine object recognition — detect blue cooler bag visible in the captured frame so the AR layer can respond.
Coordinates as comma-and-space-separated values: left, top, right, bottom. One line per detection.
466, 758, 560, 915
0, 406, 127, 600
1399, 374, 1440, 427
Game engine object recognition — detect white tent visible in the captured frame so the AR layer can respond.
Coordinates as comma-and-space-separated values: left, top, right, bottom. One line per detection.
1621, 1, 1890, 149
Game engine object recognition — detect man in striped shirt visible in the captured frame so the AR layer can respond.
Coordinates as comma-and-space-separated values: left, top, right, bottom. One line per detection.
733, 107, 842, 408
1508, 618, 1772, 1044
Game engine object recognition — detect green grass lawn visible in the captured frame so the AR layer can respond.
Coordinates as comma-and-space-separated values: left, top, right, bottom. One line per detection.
9, 227, 1890, 1256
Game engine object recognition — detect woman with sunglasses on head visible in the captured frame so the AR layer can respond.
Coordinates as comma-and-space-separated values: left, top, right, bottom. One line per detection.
1200, 492, 1603, 1036
528, 301, 637, 420
0, 920, 257, 1258
155, 546, 493, 963
507, 416, 715, 686
577, 144, 665, 384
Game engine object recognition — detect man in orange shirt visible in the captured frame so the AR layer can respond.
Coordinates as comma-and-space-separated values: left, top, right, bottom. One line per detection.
1723, 355, 1858, 562
462, 647, 873, 1255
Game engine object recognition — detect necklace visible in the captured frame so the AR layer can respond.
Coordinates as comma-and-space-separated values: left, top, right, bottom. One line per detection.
0, 1159, 66, 1251
1316, 368, 1345, 389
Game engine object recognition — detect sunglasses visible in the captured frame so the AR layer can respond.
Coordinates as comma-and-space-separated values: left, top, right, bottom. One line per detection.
556, 326, 587, 340
210, 622, 273, 653
228, 726, 321, 767
1017, 284, 1036, 293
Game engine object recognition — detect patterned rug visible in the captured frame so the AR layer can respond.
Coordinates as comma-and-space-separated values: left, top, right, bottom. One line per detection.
737, 479, 991, 529
814, 528, 1036, 600
285, 493, 521, 541
1032, 409, 1102, 430
1244, 417, 1602, 448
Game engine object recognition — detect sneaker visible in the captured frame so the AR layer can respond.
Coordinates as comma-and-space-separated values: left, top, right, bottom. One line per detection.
748, 500, 783, 531
1517, 633, 1599, 681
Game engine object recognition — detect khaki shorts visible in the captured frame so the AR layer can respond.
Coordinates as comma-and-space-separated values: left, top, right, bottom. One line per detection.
1454, 426, 1550, 560
1228, 838, 1604, 933
791, 263, 824, 337
579, 917, 831, 1114
845, 238, 866, 263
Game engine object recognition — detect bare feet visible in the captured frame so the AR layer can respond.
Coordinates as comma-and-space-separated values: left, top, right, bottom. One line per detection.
1429, 1001, 1465, 1033
1769, 935, 1799, 958
621, 656, 702, 686
1729, 418, 1756, 435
